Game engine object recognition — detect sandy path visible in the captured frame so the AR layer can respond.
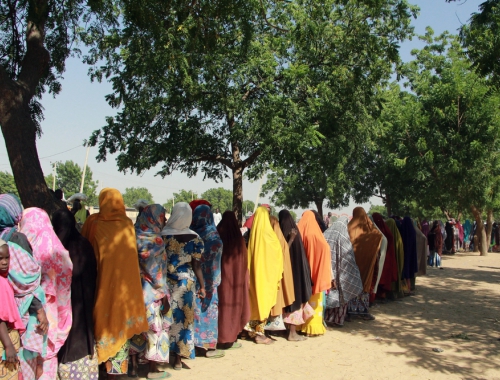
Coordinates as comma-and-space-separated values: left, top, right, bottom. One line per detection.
133, 252, 500, 380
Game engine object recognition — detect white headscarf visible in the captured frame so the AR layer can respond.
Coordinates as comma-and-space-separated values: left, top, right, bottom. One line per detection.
161, 202, 199, 237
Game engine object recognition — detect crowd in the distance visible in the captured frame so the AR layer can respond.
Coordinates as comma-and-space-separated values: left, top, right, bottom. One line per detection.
1, 188, 435, 379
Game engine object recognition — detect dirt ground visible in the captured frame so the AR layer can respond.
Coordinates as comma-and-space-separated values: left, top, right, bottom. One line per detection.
133, 251, 500, 380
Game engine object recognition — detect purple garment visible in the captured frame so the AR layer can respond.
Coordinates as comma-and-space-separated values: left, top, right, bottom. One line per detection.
397, 217, 419, 280
421, 219, 430, 239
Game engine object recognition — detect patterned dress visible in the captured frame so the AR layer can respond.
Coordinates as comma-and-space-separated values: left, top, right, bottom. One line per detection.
164, 236, 204, 359
190, 206, 223, 349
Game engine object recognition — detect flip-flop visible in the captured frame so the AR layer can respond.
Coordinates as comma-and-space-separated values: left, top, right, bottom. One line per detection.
206, 349, 225, 359
229, 342, 242, 349
147, 372, 172, 379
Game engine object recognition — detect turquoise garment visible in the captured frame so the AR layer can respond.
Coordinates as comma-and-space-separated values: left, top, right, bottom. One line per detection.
0, 193, 23, 241
463, 220, 472, 243
190, 205, 223, 348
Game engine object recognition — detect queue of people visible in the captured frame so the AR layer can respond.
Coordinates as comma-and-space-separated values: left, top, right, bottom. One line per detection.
1, 189, 432, 379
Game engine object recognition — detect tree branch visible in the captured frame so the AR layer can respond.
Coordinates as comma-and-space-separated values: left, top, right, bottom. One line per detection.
242, 149, 262, 168
193, 154, 232, 168
259, 0, 289, 33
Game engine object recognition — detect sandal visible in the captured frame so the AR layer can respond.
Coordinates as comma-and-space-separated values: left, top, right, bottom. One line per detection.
229, 342, 242, 349
361, 314, 376, 321
147, 372, 172, 379
206, 349, 225, 359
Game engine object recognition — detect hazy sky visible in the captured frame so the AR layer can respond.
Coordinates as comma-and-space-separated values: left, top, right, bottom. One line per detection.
0, 0, 484, 214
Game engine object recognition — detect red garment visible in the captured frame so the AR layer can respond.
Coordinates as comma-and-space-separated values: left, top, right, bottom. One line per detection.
243, 214, 254, 229
0, 274, 25, 332
457, 222, 464, 244
189, 199, 212, 212
372, 213, 398, 292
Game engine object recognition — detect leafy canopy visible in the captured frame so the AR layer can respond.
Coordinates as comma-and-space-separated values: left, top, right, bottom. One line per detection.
0, 172, 19, 196
122, 187, 155, 208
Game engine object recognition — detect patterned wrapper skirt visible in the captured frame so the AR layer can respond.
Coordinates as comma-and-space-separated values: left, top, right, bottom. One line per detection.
0, 329, 20, 380
57, 353, 99, 380
299, 292, 326, 336
105, 340, 130, 375
347, 292, 370, 315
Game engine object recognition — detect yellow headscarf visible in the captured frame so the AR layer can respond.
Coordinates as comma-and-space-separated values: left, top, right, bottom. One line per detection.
81, 188, 148, 363
247, 207, 283, 321
74, 202, 87, 224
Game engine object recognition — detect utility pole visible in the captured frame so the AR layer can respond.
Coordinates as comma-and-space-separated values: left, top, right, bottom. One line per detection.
253, 176, 264, 212
51, 161, 57, 190
80, 145, 90, 193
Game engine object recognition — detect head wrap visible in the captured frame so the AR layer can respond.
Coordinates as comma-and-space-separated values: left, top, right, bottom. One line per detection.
161, 202, 198, 237
0, 193, 23, 241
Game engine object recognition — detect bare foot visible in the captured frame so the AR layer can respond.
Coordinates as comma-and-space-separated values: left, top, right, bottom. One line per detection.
255, 335, 275, 345
287, 332, 307, 341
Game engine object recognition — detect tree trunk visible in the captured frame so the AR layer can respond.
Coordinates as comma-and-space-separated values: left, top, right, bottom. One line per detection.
385, 195, 392, 217
232, 166, 244, 226
0, 103, 62, 215
471, 205, 488, 256
486, 209, 494, 253
314, 199, 323, 220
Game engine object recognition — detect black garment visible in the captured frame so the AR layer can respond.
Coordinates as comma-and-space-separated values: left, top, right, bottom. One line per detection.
312, 210, 327, 232
52, 208, 97, 364
445, 222, 454, 251
10, 232, 32, 254
397, 216, 418, 280
427, 230, 436, 251
278, 210, 313, 313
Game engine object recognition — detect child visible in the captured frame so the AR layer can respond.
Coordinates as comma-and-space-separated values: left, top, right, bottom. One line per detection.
0, 239, 25, 378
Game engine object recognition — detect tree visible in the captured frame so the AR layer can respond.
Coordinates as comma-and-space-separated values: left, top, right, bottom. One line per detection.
368, 204, 387, 217
122, 187, 154, 208
0, 172, 19, 196
0, 0, 116, 214
87, 0, 417, 225
164, 190, 199, 211
242, 200, 255, 215
201, 188, 233, 213
44, 161, 99, 206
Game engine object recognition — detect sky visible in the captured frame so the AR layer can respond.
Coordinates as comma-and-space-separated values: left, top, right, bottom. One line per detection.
0, 0, 485, 214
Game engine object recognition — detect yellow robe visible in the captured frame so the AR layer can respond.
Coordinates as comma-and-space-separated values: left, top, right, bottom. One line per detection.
247, 207, 284, 321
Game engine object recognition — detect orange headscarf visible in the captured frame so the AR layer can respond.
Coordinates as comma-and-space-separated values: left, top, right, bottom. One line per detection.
348, 207, 383, 293
81, 188, 148, 363
297, 210, 332, 294
270, 215, 295, 315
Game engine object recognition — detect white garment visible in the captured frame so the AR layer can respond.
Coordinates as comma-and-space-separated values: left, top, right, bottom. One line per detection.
161, 202, 199, 237
213, 212, 222, 226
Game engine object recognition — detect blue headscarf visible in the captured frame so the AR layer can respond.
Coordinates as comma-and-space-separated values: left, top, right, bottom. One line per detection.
0, 194, 23, 241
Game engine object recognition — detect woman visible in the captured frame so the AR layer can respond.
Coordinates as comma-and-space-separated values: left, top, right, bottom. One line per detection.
134, 204, 171, 378
278, 210, 312, 341
347, 207, 382, 320
0, 194, 31, 251
190, 204, 224, 359
161, 202, 205, 370
463, 220, 472, 250
427, 221, 443, 268
371, 213, 397, 300
216, 211, 250, 348
246, 206, 283, 344
414, 219, 427, 277
52, 208, 98, 380
444, 220, 454, 253
385, 218, 405, 298
324, 216, 363, 327
81, 188, 148, 378
0, 240, 25, 380
269, 215, 295, 319
19, 208, 73, 379
297, 210, 332, 336
397, 216, 419, 295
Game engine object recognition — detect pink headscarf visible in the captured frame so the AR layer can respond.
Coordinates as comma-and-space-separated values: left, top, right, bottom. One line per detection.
19, 208, 73, 359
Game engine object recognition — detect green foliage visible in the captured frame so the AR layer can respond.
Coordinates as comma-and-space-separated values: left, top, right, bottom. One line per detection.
86, 0, 417, 222
122, 187, 154, 208
460, 0, 500, 85
164, 190, 198, 212
201, 188, 232, 213
242, 200, 255, 215
0, 172, 19, 196
44, 161, 99, 206
368, 204, 387, 217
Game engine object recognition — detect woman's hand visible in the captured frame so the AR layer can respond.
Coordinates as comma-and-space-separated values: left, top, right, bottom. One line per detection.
331, 279, 337, 290
36, 308, 49, 335
197, 287, 206, 299
5, 343, 17, 364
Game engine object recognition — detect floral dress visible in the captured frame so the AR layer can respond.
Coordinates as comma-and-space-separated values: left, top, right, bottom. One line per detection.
164, 235, 204, 359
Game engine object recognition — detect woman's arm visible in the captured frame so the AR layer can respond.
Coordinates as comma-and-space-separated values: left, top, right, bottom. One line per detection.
0, 320, 17, 364
192, 260, 206, 298
287, 228, 298, 249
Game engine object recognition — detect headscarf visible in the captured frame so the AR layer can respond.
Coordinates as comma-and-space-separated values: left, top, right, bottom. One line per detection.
413, 220, 427, 276
161, 202, 198, 237
278, 210, 312, 313
189, 199, 212, 212
247, 206, 283, 320
463, 220, 472, 243
324, 216, 363, 309
297, 210, 332, 294
216, 211, 250, 344
52, 208, 97, 364
385, 218, 404, 293
0, 194, 23, 241
421, 219, 430, 238
457, 222, 464, 244
439, 220, 447, 241
243, 214, 254, 229
372, 213, 398, 292
19, 207, 73, 360
312, 210, 327, 232
368, 214, 387, 295
0, 241, 25, 332
6, 241, 46, 355
445, 221, 454, 251
135, 204, 168, 307
269, 215, 295, 315
397, 216, 418, 280
347, 207, 382, 293
81, 188, 148, 363
74, 202, 88, 224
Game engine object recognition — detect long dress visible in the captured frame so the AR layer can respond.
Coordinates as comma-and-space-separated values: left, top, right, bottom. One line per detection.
246, 206, 283, 336
371, 213, 398, 294
297, 210, 332, 336
324, 216, 363, 326
190, 205, 223, 349
19, 208, 73, 379
52, 208, 99, 379
135, 204, 171, 363
385, 218, 405, 297
81, 188, 148, 374
216, 211, 250, 344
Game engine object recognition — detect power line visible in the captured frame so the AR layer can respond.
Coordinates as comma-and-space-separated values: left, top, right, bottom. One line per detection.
39, 144, 83, 160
